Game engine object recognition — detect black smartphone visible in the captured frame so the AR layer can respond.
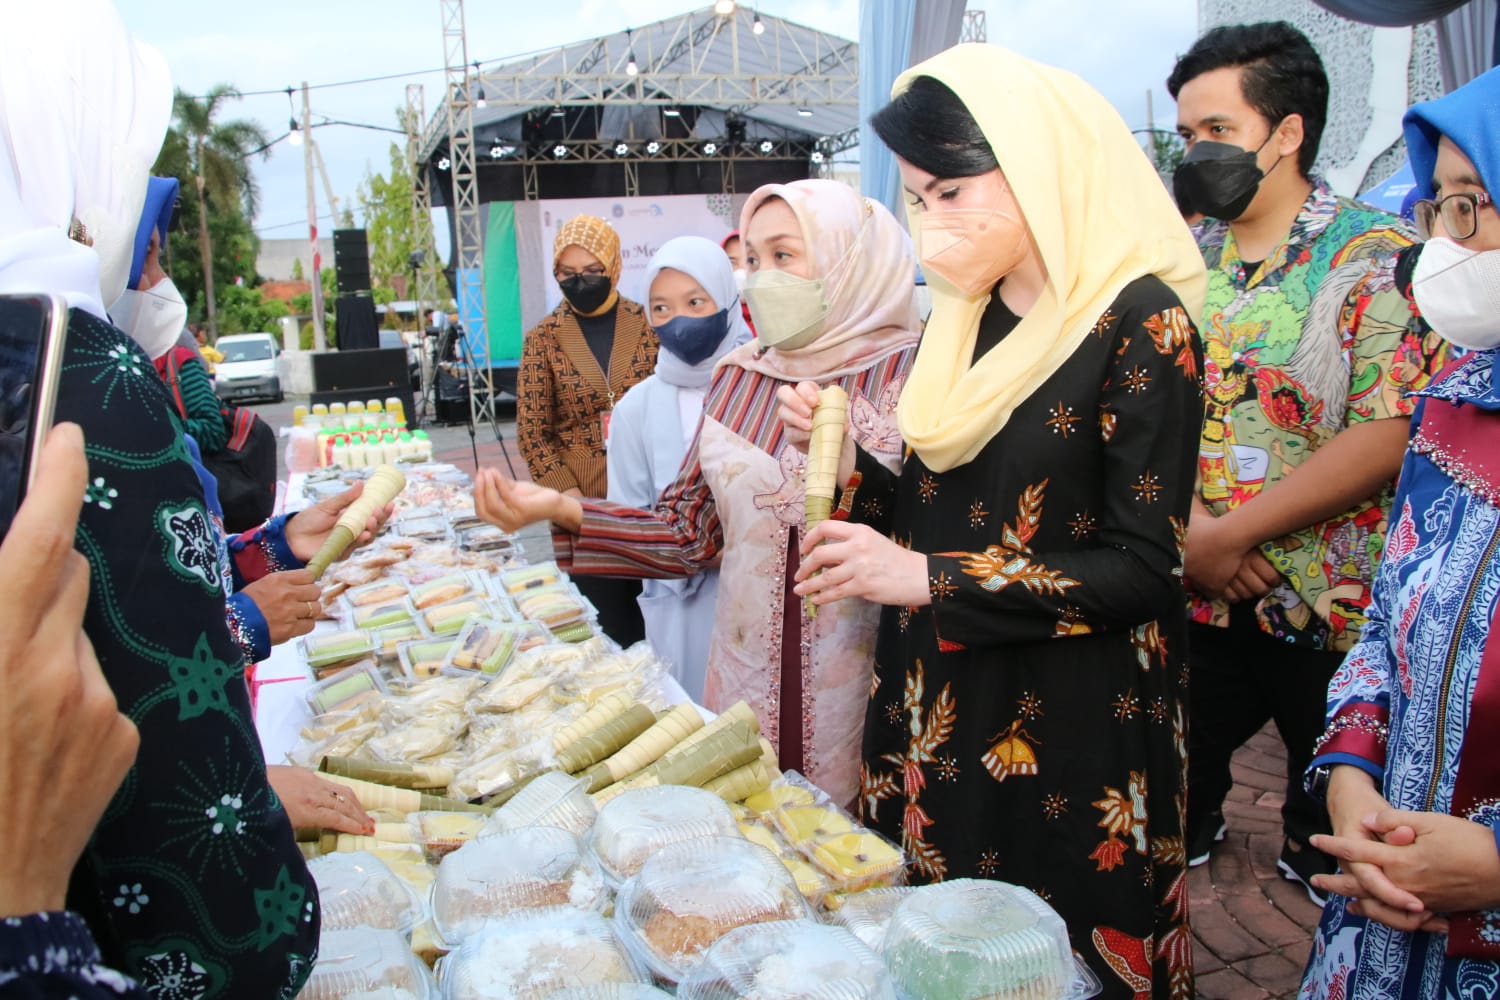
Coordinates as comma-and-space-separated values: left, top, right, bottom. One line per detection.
0, 293, 68, 538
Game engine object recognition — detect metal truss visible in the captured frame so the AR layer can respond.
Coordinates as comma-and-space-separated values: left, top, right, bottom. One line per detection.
403, 84, 442, 333
438, 0, 496, 430
457, 132, 855, 169
961, 10, 988, 43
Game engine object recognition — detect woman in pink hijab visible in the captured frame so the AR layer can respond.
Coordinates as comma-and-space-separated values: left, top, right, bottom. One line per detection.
476, 179, 919, 804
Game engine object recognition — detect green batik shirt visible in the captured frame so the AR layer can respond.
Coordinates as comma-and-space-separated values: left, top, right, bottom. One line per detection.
1190, 180, 1449, 652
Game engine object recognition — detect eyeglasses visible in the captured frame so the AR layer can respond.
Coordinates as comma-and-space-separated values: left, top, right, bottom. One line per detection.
1413, 190, 1493, 241
555, 265, 607, 280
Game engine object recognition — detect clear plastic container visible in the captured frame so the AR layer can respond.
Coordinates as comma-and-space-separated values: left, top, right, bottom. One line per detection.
411, 572, 482, 610
421, 596, 499, 637
456, 522, 515, 553
441, 619, 551, 679
513, 582, 596, 631
346, 579, 415, 608
613, 837, 811, 983
370, 620, 426, 662
432, 827, 606, 945
297, 926, 436, 1000
824, 886, 919, 953
481, 771, 597, 838
438, 909, 648, 999
307, 851, 425, 933
401, 514, 451, 540
410, 810, 489, 864
882, 879, 1083, 1000
398, 637, 461, 681
588, 785, 739, 884
546, 988, 671, 1000
305, 661, 388, 715
301, 629, 377, 670
498, 562, 565, 594
352, 597, 418, 631
676, 920, 897, 1000
761, 773, 905, 894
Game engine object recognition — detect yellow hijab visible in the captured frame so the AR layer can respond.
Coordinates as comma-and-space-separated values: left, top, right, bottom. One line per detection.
894, 44, 1207, 472
554, 214, 623, 317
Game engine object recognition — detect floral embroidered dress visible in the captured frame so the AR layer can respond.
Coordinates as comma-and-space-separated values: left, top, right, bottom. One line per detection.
1191, 180, 1448, 652
849, 278, 1203, 999
1301, 348, 1500, 998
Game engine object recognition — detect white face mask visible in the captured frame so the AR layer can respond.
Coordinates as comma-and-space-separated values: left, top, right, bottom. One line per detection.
1412, 237, 1500, 352
111, 276, 188, 360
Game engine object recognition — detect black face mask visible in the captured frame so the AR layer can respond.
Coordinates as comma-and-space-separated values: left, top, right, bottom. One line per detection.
559, 273, 613, 314
1173, 132, 1279, 222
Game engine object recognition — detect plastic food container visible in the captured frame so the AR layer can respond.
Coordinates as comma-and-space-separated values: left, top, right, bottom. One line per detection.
614, 837, 810, 984
499, 562, 565, 594
824, 886, 919, 953
297, 927, 436, 1000
588, 785, 738, 884
437, 909, 648, 999
456, 522, 515, 553
512, 582, 596, 632
676, 920, 897, 1000
421, 596, 499, 637
398, 637, 460, 680
302, 629, 377, 670
482, 771, 597, 838
352, 597, 418, 630
432, 827, 606, 945
546, 988, 671, 1000
411, 572, 482, 610
762, 773, 906, 894
370, 620, 426, 662
305, 661, 388, 715
411, 811, 489, 864
307, 851, 425, 933
345, 579, 414, 608
441, 619, 551, 679
400, 514, 450, 540
882, 879, 1091, 1000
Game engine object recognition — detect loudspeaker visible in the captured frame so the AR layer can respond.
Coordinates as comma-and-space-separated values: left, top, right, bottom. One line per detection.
333, 228, 371, 292
311, 348, 409, 392
334, 294, 379, 351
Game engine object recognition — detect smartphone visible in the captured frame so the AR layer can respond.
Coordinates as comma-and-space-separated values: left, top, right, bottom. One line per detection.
0, 293, 68, 538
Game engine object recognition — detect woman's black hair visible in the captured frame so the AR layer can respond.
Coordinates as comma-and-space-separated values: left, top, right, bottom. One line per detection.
870, 76, 999, 179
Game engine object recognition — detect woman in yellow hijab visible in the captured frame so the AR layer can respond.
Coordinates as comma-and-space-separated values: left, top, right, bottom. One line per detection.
785, 45, 1207, 999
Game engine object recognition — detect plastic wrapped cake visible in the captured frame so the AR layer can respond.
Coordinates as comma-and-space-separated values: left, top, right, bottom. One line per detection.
613, 837, 810, 983
297, 926, 436, 1000
437, 909, 648, 999
587, 785, 738, 883
676, 920, 897, 1000
824, 886, 919, 953
432, 827, 606, 945
307, 851, 425, 933
481, 771, 597, 838
882, 879, 1086, 1000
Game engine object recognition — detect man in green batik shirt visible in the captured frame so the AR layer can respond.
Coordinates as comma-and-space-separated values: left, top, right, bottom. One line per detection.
1167, 21, 1450, 903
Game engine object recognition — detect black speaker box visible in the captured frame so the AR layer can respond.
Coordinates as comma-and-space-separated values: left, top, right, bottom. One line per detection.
333, 228, 371, 292
311, 347, 407, 392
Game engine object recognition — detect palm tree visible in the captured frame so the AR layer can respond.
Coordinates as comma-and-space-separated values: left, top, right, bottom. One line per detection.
170, 85, 269, 338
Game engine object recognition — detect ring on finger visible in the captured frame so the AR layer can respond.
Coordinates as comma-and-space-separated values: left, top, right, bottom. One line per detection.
306, 600, 317, 619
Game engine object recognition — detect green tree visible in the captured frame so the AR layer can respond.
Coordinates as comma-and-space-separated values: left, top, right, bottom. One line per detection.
215, 284, 290, 337
355, 134, 438, 303
1148, 131, 1186, 176
167, 85, 270, 338
290, 257, 304, 281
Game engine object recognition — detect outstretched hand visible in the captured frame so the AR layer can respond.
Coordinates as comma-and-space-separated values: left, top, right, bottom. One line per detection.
474, 467, 582, 533
285, 480, 394, 563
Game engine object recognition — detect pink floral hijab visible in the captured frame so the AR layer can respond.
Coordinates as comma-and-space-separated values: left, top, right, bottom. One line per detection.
724, 179, 920, 382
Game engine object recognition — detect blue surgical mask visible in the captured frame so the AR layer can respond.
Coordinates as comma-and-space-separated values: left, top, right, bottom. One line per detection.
655, 308, 731, 366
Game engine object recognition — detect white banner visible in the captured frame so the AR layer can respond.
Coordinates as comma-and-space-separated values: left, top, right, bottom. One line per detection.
536, 193, 744, 313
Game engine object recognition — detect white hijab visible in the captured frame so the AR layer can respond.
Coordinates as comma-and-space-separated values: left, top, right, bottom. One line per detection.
642, 235, 754, 389
0, 0, 172, 319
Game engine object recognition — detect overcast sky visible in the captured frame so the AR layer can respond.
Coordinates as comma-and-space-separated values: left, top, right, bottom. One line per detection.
115, 0, 1202, 240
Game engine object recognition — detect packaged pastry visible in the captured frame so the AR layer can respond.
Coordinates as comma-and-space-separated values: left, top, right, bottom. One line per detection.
398, 637, 461, 680
301, 629, 377, 670
676, 920, 897, 1000
352, 597, 418, 630
370, 620, 426, 661
411, 572, 481, 610
499, 562, 564, 594
307, 851, 425, 933
513, 583, 595, 631
481, 771, 597, 839
437, 909, 648, 999
613, 837, 810, 983
410, 810, 488, 864
346, 579, 414, 608
363, 715, 464, 764
399, 514, 450, 540
882, 879, 1092, 1000
587, 785, 738, 884
441, 619, 551, 679
455, 522, 515, 553
762, 772, 905, 894
305, 661, 388, 716
421, 596, 499, 637
432, 827, 606, 945
297, 926, 436, 1000
447, 744, 554, 804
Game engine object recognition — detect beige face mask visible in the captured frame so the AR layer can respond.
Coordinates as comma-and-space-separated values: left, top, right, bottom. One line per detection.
743, 209, 871, 352
918, 207, 1030, 297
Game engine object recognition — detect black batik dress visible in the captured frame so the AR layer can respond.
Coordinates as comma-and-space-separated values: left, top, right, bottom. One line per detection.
848, 276, 1204, 1000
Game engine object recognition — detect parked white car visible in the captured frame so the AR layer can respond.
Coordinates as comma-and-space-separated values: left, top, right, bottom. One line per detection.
213, 332, 283, 404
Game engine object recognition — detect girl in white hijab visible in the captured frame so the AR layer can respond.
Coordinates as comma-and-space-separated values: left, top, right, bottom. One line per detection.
606, 236, 753, 698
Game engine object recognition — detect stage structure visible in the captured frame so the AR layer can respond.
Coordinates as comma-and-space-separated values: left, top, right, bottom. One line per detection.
422, 2, 859, 410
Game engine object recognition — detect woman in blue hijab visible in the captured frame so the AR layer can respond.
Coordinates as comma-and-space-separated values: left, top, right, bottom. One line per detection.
605, 235, 752, 698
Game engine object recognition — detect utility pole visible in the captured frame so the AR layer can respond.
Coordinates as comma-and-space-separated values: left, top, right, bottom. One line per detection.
303, 81, 328, 352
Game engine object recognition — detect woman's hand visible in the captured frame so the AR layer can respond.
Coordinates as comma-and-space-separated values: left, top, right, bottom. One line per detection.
775, 381, 855, 486
285, 481, 394, 563
1314, 807, 1500, 918
1183, 502, 1255, 598
0, 424, 140, 917
474, 468, 582, 533
794, 521, 930, 608
1307, 766, 1437, 932
240, 569, 323, 646
1223, 549, 1282, 604
266, 765, 374, 836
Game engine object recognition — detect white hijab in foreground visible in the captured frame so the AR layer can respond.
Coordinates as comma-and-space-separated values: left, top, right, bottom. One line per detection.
0, 0, 172, 319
